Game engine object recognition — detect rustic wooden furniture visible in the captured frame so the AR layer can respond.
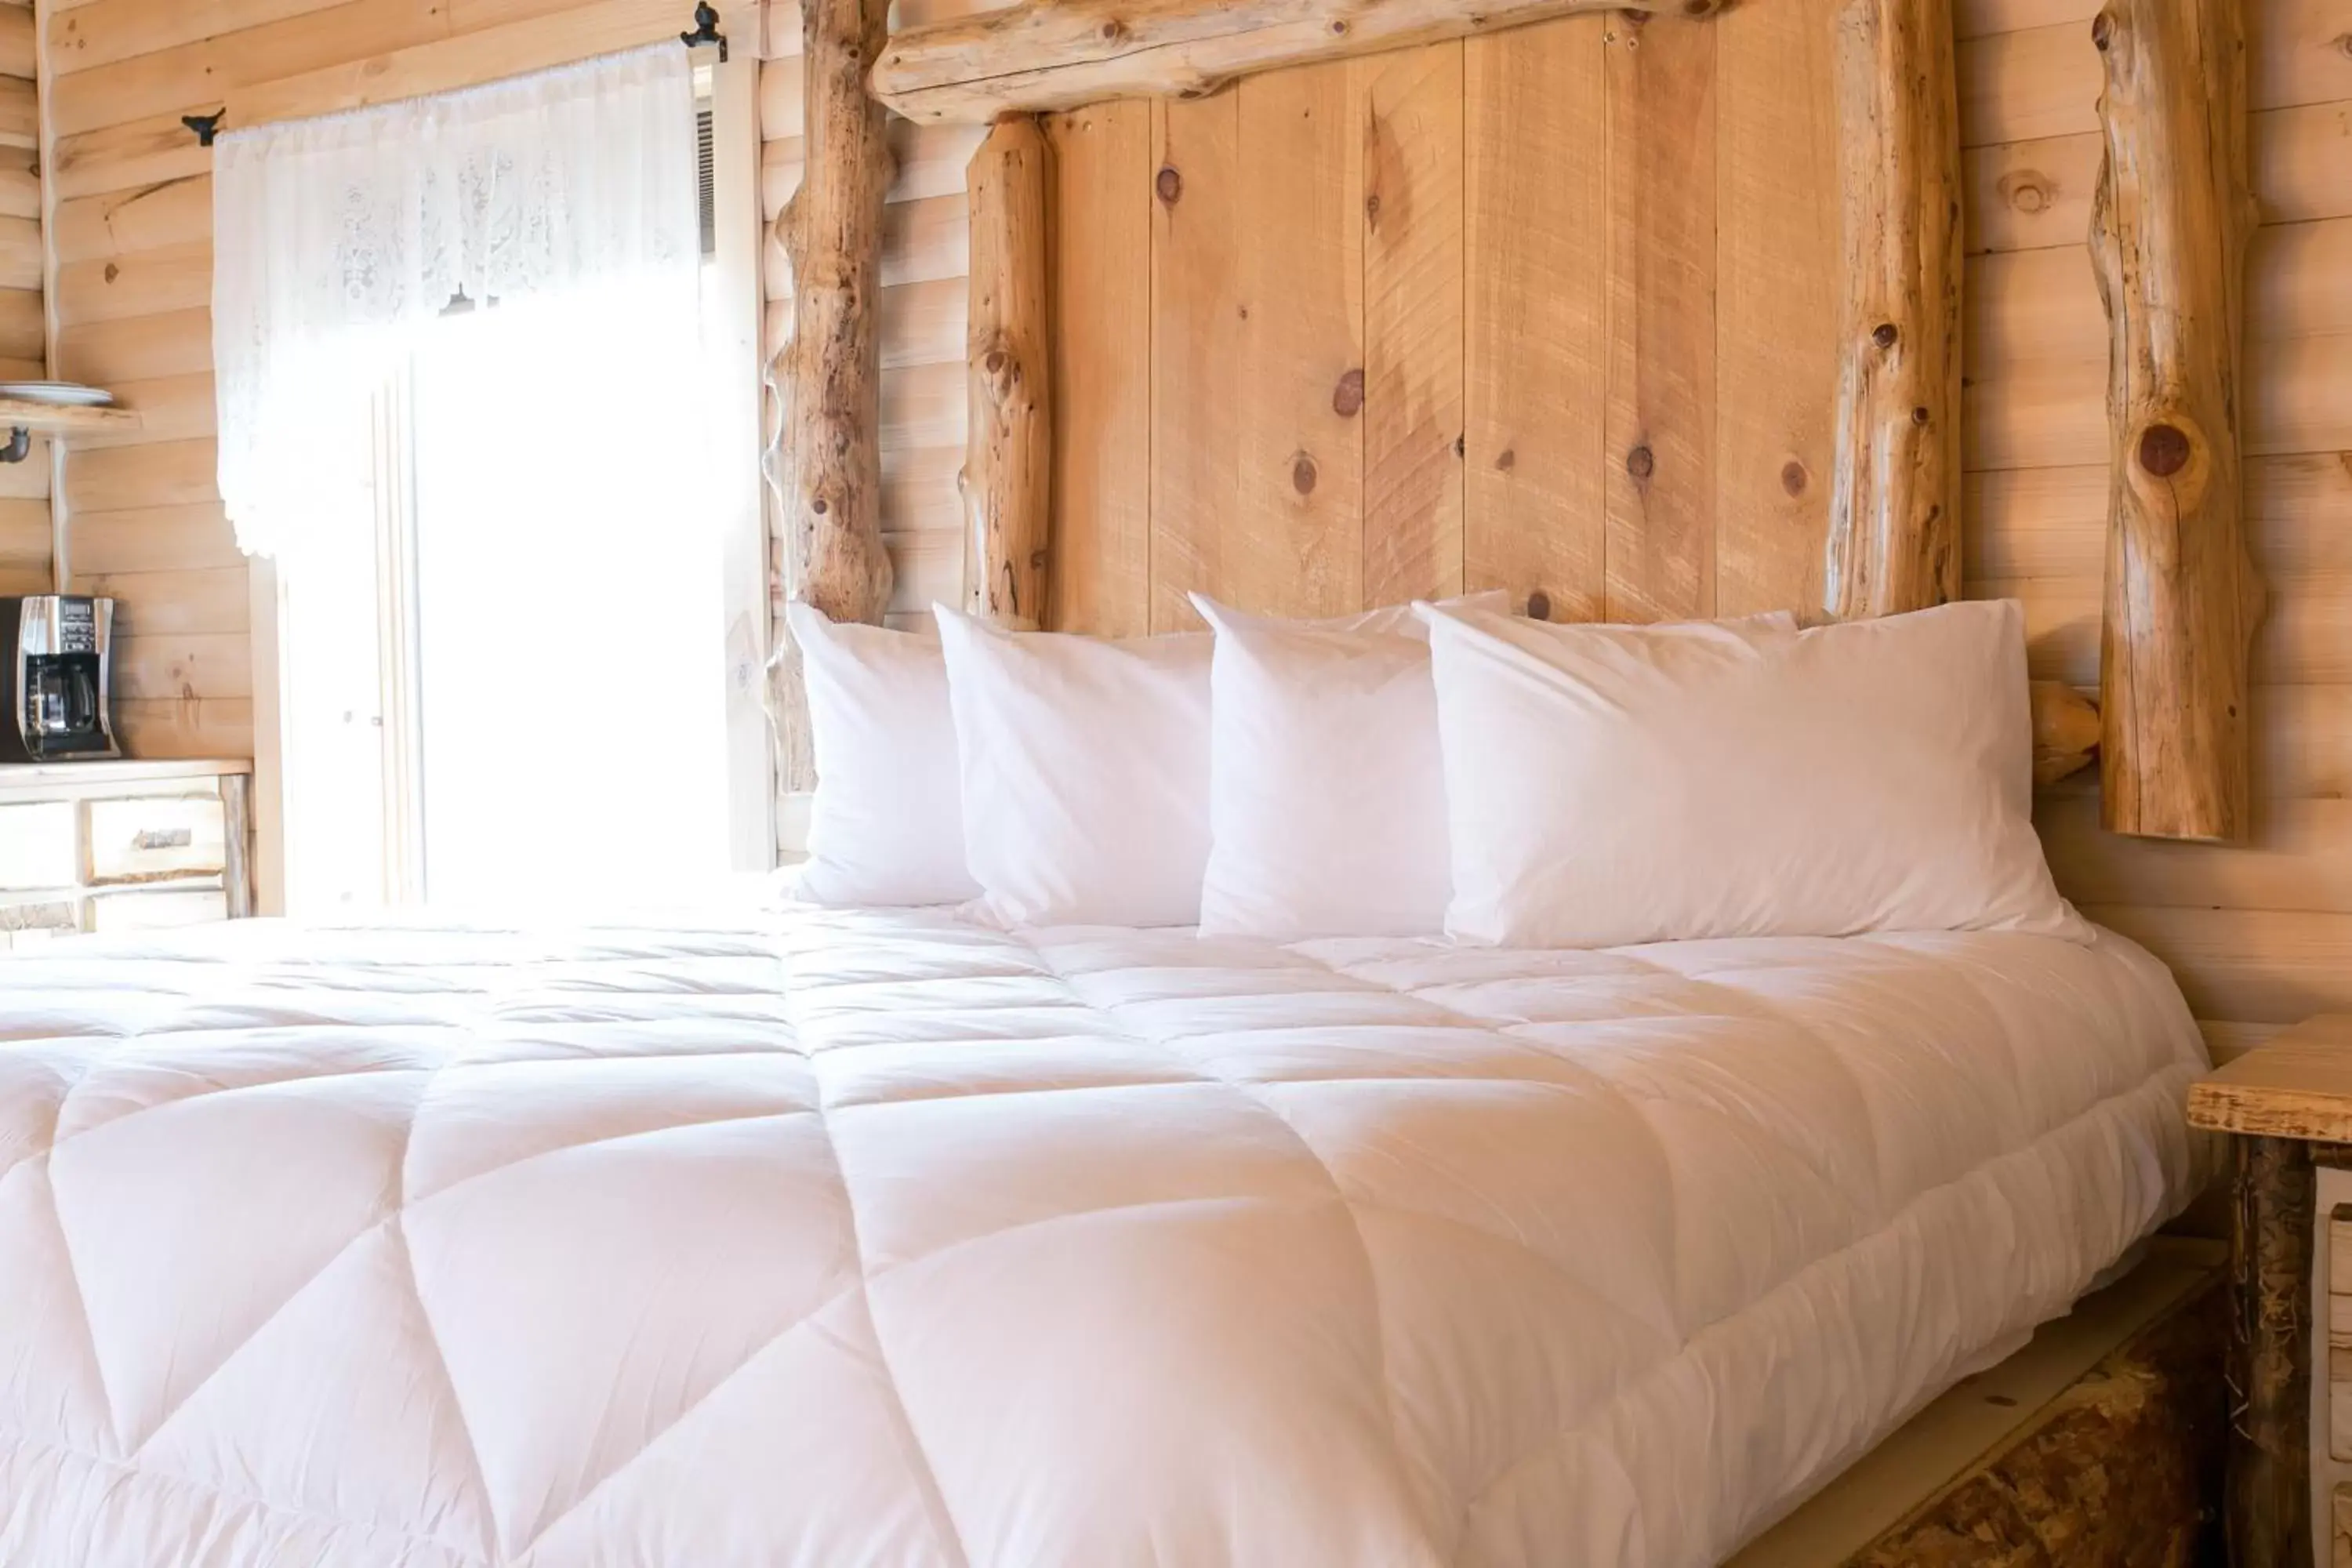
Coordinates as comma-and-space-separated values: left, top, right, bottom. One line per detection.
2187, 1014, 2352, 1568
1730, 1237, 2226, 1568
0, 757, 255, 944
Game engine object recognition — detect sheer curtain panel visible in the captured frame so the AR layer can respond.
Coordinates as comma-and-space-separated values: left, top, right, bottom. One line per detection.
212, 44, 699, 560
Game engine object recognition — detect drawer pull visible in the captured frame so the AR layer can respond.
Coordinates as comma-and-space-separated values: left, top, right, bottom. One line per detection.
133, 828, 194, 851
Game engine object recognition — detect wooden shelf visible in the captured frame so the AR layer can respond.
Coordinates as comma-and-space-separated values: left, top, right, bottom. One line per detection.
0, 397, 141, 434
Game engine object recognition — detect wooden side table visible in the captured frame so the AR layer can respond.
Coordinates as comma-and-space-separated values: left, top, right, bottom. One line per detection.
2188, 1014, 2352, 1568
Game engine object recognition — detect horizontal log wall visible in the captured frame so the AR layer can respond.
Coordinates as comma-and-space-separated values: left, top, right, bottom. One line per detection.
1962, 0, 2352, 1055
0, 0, 48, 597
37, 0, 756, 759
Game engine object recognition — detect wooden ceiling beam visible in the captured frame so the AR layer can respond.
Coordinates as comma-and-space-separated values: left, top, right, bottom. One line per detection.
872, 0, 1717, 125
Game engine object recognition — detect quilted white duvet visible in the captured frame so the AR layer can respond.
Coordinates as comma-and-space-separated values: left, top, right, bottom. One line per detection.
0, 908, 2207, 1568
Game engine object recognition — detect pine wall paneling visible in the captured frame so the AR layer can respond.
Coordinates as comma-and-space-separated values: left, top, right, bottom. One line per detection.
35, 0, 761, 759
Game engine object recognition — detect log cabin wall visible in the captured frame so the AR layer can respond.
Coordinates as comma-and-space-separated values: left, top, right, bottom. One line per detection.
0, 0, 49, 598
1961, 0, 2352, 1060
33, 0, 764, 759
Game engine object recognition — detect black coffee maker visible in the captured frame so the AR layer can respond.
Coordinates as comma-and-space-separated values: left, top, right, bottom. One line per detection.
2, 594, 118, 763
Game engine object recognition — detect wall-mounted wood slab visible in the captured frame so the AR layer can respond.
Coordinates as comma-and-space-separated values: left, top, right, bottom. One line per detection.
872, 0, 1714, 124
2089, 0, 2261, 842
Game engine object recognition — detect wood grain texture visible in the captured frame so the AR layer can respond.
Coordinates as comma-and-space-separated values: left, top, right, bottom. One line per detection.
2090, 0, 2263, 843
1713, 0, 1836, 619
872, 0, 1708, 124
960, 114, 1052, 627
2230, 1134, 2318, 1568
1602, 11, 1715, 624
1462, 16, 1605, 622
1146, 88, 1240, 630
1230, 62, 1361, 618
1044, 100, 1152, 636
1358, 42, 1462, 605
2189, 1015, 2352, 1138
1824, 0, 1962, 621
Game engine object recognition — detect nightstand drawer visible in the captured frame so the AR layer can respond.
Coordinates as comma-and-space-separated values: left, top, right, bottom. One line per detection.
88, 886, 229, 933
84, 796, 227, 884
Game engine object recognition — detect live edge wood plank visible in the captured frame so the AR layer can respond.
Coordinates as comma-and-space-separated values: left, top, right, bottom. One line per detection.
2190, 1015, 2352, 1142
871, 0, 1717, 124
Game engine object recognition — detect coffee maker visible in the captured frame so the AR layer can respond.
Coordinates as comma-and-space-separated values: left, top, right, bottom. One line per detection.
2, 594, 118, 763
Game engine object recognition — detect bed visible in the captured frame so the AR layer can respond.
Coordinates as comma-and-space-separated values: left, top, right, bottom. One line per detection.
0, 904, 2206, 1566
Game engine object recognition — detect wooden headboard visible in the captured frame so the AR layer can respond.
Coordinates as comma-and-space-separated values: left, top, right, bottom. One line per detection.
766, 0, 2257, 844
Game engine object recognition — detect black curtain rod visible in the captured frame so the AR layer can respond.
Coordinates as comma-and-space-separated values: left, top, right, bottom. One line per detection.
187, 8, 729, 143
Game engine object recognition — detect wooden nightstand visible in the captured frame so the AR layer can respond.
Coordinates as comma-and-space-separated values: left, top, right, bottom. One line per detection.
2189, 1015, 2352, 1568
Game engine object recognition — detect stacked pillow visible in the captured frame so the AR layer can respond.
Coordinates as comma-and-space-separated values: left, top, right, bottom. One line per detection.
786, 593, 2082, 950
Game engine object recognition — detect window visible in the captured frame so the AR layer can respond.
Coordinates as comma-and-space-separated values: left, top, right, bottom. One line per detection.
261, 53, 770, 917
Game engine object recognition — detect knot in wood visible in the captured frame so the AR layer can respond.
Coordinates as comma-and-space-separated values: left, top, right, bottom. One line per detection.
1364, 192, 1381, 228
2091, 10, 2112, 50
1098, 17, 1127, 42
811, 498, 829, 515
1998, 171, 2052, 214
1328, 17, 1348, 34
1526, 590, 1552, 622
1871, 322, 1899, 350
1332, 368, 1366, 417
1682, 0, 1717, 15
1780, 460, 1808, 497
1291, 452, 1318, 495
1155, 165, 1183, 205
1625, 444, 1655, 481
2137, 423, 2193, 477
984, 350, 1009, 375
1494, 447, 1515, 472
1910, 406, 1931, 426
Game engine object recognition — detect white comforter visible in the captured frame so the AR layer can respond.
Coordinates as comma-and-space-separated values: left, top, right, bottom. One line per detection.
0, 909, 2207, 1568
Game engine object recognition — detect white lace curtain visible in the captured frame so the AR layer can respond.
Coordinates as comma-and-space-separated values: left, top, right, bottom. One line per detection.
212, 44, 699, 559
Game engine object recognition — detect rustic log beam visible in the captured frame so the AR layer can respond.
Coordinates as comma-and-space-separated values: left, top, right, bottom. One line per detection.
2089, 0, 2261, 844
2031, 681, 2101, 786
1823, 0, 1962, 622
766, 0, 895, 786
872, 0, 1714, 124
960, 117, 1054, 629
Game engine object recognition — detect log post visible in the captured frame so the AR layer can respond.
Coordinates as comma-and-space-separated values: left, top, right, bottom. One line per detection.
1823, 0, 1963, 622
2089, 0, 2262, 843
960, 116, 1053, 629
766, 0, 895, 786
2229, 1136, 2315, 1568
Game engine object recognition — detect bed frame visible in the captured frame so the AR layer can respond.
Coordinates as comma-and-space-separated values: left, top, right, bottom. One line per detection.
763, 4, 2257, 1541
764, 0, 2259, 847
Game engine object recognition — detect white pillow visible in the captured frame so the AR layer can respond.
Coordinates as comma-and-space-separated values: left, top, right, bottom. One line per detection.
785, 601, 979, 907
1191, 592, 1508, 939
1421, 598, 2088, 949
933, 608, 1212, 927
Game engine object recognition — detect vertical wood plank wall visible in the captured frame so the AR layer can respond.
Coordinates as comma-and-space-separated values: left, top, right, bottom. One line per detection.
0, 0, 48, 597
1046, 5, 1844, 630
1958, 0, 2352, 1056
32, 0, 749, 759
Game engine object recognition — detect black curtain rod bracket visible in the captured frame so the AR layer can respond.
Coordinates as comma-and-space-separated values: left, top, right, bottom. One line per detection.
184, 111, 225, 147
681, 3, 728, 62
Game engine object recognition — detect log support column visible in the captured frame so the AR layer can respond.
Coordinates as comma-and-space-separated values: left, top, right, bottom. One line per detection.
2230, 1135, 2315, 1568
961, 117, 1054, 628
1824, 0, 1962, 622
767, 0, 895, 784
2089, 0, 2262, 842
